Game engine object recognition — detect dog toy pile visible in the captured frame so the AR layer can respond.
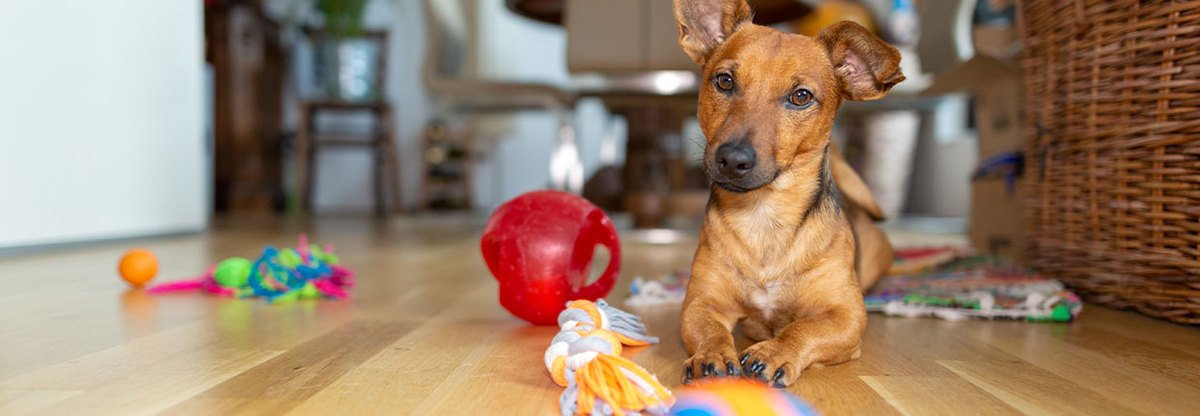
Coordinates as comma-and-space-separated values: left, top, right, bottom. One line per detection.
866, 254, 1081, 322
546, 299, 674, 416
669, 378, 818, 416
147, 236, 353, 303
626, 271, 690, 307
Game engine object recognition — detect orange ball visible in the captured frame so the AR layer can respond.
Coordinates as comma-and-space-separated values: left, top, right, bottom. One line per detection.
118, 248, 159, 287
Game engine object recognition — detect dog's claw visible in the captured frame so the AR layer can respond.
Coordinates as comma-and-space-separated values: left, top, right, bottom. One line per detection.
725, 361, 738, 376
702, 363, 716, 377
739, 353, 751, 366
684, 365, 694, 384
772, 369, 786, 387
744, 360, 767, 379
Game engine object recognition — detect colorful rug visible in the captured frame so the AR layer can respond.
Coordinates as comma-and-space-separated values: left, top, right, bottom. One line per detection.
625, 248, 1083, 323
866, 252, 1082, 322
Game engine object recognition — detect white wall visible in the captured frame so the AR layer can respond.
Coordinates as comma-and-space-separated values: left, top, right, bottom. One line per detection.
0, 0, 207, 248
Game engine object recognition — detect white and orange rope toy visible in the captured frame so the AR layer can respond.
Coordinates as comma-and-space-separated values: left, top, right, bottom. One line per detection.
545, 299, 675, 416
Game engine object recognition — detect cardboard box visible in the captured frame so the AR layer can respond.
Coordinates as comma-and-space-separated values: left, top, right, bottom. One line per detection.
922, 21, 1028, 263
927, 55, 1027, 263
972, 25, 1019, 59
564, 0, 694, 72
922, 55, 1024, 158
970, 178, 1026, 264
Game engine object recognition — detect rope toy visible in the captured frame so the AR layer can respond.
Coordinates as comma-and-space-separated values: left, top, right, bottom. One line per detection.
546, 299, 674, 416
147, 235, 353, 302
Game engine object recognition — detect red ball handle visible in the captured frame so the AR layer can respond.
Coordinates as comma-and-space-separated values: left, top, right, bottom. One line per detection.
574, 211, 620, 300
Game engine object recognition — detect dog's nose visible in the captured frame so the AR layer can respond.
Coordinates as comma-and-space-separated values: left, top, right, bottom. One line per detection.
715, 142, 756, 178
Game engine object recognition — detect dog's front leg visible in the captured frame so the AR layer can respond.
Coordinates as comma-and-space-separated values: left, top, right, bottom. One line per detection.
680, 295, 743, 383
681, 249, 744, 383
739, 301, 866, 387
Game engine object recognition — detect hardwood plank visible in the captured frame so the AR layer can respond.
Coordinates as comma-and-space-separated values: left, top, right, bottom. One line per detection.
287, 287, 532, 413
939, 360, 1140, 415
790, 365, 900, 416
23, 349, 280, 416
860, 376, 1021, 416
964, 321, 1200, 415
0, 389, 83, 415
409, 324, 561, 415
1, 322, 279, 390
1, 319, 284, 415
161, 320, 417, 415
1057, 325, 1200, 389
1072, 306, 1200, 359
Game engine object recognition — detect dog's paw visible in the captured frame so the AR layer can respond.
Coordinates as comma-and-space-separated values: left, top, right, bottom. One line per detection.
739, 341, 801, 388
682, 349, 741, 384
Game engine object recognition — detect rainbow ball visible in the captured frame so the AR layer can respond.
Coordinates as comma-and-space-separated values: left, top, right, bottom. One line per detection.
671, 378, 818, 416
118, 248, 159, 287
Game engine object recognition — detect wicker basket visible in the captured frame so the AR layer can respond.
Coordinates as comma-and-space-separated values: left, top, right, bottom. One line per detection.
1018, 0, 1200, 325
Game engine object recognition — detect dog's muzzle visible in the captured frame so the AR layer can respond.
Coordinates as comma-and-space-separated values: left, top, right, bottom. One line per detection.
709, 141, 775, 192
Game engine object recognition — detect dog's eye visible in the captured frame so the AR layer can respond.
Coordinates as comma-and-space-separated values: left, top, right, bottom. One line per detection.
714, 73, 735, 91
789, 89, 814, 108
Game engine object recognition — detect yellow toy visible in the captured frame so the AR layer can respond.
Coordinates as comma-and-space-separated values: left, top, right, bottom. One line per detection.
545, 299, 674, 416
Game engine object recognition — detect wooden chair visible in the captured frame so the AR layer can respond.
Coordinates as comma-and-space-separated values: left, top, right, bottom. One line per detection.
295, 29, 401, 216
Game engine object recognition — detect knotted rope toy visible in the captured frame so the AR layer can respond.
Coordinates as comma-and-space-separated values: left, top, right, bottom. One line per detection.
546, 299, 674, 416
147, 235, 353, 302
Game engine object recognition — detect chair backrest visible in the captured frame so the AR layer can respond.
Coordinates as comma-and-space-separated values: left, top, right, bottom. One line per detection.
423, 0, 474, 85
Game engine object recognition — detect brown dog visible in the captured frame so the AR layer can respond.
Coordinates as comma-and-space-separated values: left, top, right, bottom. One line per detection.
674, 0, 902, 387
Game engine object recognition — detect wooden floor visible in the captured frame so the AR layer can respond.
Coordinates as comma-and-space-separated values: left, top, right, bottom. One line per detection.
1, 215, 1198, 415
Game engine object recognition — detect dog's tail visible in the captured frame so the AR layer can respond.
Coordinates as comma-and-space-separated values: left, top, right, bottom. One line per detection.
828, 149, 884, 221
828, 146, 891, 291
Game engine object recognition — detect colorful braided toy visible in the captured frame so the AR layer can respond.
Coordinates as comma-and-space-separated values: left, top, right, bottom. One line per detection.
546, 299, 674, 416
147, 235, 353, 302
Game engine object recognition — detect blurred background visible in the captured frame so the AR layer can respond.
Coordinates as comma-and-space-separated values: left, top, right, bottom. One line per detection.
0, 0, 1021, 257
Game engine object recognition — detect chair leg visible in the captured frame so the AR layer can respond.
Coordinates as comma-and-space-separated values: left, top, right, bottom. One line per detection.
370, 105, 399, 217
381, 105, 402, 214
372, 140, 385, 217
305, 139, 318, 213
296, 103, 314, 214
369, 106, 383, 217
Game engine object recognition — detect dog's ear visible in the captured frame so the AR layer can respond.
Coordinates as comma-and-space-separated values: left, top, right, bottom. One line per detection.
674, 0, 753, 65
818, 21, 905, 101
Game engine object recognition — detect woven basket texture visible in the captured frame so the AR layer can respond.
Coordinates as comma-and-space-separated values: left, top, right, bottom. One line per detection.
1019, 0, 1200, 324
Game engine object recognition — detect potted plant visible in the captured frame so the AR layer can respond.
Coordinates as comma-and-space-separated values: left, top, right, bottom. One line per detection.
310, 0, 383, 101
315, 0, 368, 37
